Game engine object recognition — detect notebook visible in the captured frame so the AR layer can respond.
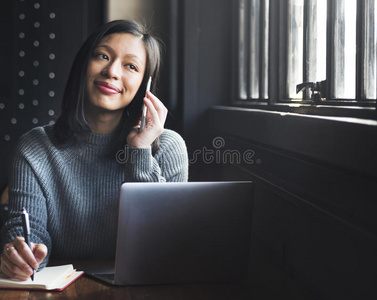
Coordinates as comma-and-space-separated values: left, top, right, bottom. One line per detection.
0, 264, 83, 291
86, 181, 253, 286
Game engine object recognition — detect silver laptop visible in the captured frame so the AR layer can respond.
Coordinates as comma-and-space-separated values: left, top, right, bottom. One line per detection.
87, 181, 253, 286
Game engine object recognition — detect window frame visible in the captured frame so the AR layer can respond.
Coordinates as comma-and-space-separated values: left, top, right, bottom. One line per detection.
232, 0, 377, 120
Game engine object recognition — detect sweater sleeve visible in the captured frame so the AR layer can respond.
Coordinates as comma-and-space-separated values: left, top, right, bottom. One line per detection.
123, 129, 189, 182
1, 136, 52, 270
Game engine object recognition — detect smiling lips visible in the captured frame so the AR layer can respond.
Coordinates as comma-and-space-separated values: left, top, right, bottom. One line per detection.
94, 81, 121, 95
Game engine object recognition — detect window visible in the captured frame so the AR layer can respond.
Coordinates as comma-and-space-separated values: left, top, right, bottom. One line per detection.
235, 0, 377, 117
331, 0, 357, 99
287, 0, 304, 99
362, 0, 377, 99
238, 0, 269, 100
306, 0, 327, 92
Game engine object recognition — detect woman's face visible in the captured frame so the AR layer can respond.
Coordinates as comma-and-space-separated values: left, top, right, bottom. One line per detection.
85, 33, 147, 113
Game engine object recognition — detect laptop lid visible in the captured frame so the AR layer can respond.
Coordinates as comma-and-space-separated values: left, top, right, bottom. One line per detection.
112, 181, 253, 286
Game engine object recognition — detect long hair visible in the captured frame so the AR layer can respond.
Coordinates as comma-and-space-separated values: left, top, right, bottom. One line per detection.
53, 20, 161, 150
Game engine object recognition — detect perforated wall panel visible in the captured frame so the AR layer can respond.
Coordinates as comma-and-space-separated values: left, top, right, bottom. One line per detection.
0, 0, 105, 188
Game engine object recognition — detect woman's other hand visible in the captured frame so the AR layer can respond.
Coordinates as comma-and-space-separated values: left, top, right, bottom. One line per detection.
1, 237, 47, 280
127, 91, 168, 148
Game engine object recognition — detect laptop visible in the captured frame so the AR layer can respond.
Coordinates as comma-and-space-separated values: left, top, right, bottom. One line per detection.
86, 181, 253, 286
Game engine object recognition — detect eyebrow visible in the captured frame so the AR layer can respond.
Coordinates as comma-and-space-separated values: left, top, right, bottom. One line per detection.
95, 44, 144, 65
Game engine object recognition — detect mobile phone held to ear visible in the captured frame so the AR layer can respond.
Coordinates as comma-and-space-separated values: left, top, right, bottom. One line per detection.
139, 76, 152, 133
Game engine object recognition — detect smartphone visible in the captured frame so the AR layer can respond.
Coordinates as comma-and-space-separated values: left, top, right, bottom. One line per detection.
139, 76, 152, 133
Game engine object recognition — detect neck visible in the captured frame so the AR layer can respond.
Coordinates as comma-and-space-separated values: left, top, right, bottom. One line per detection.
85, 108, 123, 135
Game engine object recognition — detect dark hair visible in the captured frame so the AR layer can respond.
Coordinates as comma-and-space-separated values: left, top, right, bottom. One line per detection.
53, 20, 161, 148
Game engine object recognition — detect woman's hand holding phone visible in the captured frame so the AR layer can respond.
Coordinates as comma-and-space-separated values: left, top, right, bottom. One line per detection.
126, 91, 168, 148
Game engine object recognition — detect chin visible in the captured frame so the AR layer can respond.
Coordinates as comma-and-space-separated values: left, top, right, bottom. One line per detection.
91, 98, 128, 111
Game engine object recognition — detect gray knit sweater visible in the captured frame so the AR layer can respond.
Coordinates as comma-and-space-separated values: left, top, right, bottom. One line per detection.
1, 125, 188, 269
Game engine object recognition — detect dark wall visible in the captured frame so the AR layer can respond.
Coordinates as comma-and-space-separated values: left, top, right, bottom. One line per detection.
181, 0, 233, 133
179, 0, 233, 179
0, 0, 105, 189
0, 1, 12, 100
208, 108, 377, 299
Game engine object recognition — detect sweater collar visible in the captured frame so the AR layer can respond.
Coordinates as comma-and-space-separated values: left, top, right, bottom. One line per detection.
79, 130, 121, 147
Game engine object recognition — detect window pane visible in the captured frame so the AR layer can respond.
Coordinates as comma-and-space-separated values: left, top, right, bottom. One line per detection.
239, 0, 247, 99
363, 0, 377, 99
287, 0, 304, 99
306, 0, 327, 83
332, 0, 357, 99
249, 0, 260, 98
263, 0, 269, 99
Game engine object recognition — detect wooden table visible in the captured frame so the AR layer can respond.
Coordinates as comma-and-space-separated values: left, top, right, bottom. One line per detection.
0, 276, 255, 300
0, 260, 313, 299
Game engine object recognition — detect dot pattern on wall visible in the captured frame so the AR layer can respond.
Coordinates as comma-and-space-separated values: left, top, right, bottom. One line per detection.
0, 0, 99, 188
1, 0, 61, 145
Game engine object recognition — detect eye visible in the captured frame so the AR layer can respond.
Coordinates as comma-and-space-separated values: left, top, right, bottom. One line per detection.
94, 53, 109, 60
126, 64, 138, 71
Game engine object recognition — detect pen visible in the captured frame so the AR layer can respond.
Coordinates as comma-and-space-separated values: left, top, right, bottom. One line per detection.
21, 208, 34, 281
139, 76, 152, 133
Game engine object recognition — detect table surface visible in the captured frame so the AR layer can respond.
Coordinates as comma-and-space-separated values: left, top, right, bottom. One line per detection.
0, 260, 313, 299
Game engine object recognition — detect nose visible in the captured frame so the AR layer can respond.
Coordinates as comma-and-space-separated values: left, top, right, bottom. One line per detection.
101, 60, 122, 80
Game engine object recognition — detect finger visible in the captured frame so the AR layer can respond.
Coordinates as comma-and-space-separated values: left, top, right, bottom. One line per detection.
3, 243, 16, 254
2, 246, 34, 278
143, 97, 167, 128
143, 100, 164, 133
1, 253, 31, 280
144, 92, 168, 127
12, 236, 25, 244
143, 97, 158, 119
13, 238, 38, 270
145, 91, 162, 107
32, 243, 48, 265
146, 92, 168, 121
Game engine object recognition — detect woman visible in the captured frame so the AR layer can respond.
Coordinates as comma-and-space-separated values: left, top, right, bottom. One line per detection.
0, 20, 188, 280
